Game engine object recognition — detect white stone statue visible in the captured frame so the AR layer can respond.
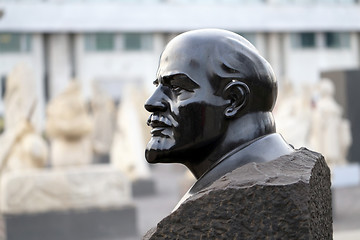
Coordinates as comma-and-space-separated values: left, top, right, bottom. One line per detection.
3, 63, 37, 131
110, 84, 151, 181
1, 121, 49, 172
90, 82, 116, 156
46, 81, 93, 167
0, 63, 48, 172
309, 79, 352, 166
274, 81, 312, 149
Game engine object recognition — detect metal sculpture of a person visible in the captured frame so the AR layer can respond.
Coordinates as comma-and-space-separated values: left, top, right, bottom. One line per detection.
144, 29, 294, 208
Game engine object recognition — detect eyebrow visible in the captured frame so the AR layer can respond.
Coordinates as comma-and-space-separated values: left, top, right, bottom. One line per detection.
163, 74, 200, 91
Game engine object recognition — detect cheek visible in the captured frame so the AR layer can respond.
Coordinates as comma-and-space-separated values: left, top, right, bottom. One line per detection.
177, 91, 195, 101
175, 103, 226, 138
168, 94, 195, 116
201, 105, 227, 134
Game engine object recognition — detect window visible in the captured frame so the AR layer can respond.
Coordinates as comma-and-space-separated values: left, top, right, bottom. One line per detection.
85, 33, 115, 51
325, 32, 350, 49
84, 33, 153, 52
291, 32, 316, 48
0, 33, 31, 53
123, 33, 153, 51
1, 75, 5, 99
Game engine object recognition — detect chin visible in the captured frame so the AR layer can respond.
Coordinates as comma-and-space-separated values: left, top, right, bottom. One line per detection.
145, 136, 176, 164
145, 148, 158, 163
145, 148, 177, 164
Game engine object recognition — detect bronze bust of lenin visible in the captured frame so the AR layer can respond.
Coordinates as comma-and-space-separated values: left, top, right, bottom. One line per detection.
144, 29, 294, 207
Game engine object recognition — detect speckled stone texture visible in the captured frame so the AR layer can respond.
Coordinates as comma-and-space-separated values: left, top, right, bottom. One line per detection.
144, 148, 333, 240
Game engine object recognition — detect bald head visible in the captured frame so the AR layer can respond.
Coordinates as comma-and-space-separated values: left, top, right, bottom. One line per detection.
157, 29, 277, 113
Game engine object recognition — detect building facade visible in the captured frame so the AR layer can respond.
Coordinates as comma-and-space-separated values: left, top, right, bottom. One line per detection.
0, 0, 360, 129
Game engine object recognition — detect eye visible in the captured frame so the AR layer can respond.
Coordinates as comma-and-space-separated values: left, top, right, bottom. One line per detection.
170, 85, 183, 94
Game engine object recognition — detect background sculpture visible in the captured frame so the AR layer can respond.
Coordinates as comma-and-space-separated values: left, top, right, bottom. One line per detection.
309, 78, 352, 166
1, 79, 138, 240
4, 63, 37, 131
46, 81, 93, 167
0, 63, 48, 172
274, 78, 352, 166
111, 84, 151, 181
274, 81, 313, 149
90, 82, 116, 163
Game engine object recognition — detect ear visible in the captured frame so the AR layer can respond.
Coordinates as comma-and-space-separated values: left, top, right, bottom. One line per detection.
222, 80, 250, 118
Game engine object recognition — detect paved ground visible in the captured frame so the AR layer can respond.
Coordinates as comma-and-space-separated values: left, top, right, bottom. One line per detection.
134, 164, 191, 237
333, 185, 360, 239
1, 164, 359, 239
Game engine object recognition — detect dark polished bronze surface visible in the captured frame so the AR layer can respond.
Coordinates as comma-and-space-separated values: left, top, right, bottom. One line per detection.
144, 29, 294, 203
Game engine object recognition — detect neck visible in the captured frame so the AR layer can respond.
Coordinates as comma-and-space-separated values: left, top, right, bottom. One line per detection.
184, 112, 276, 179
174, 132, 294, 212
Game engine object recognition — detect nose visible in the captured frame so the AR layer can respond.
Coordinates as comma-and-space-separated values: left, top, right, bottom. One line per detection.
144, 87, 168, 112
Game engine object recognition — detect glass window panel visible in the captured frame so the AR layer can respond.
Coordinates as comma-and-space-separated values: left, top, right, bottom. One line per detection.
84, 33, 115, 52
300, 33, 315, 48
142, 34, 153, 50
0, 33, 21, 53
95, 33, 114, 51
24, 34, 32, 52
124, 33, 153, 51
325, 32, 350, 48
291, 32, 316, 48
124, 33, 142, 50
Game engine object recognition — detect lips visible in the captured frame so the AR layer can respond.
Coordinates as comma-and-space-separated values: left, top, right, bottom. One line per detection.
147, 114, 173, 137
147, 114, 172, 128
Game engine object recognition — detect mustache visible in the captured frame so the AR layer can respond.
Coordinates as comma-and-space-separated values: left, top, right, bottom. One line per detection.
147, 114, 174, 128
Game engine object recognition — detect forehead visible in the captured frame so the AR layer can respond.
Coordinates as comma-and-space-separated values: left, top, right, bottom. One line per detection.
156, 29, 258, 93
156, 35, 213, 86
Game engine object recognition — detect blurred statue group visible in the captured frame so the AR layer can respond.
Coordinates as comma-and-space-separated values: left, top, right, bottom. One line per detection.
275, 78, 352, 166
0, 63, 152, 179
0, 63, 152, 232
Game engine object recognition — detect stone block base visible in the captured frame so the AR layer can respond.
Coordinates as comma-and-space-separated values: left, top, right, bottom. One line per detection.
144, 148, 333, 239
4, 206, 137, 240
0, 166, 132, 214
0, 166, 137, 240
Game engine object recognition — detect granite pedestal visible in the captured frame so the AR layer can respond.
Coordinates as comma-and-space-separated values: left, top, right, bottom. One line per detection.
144, 148, 333, 239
